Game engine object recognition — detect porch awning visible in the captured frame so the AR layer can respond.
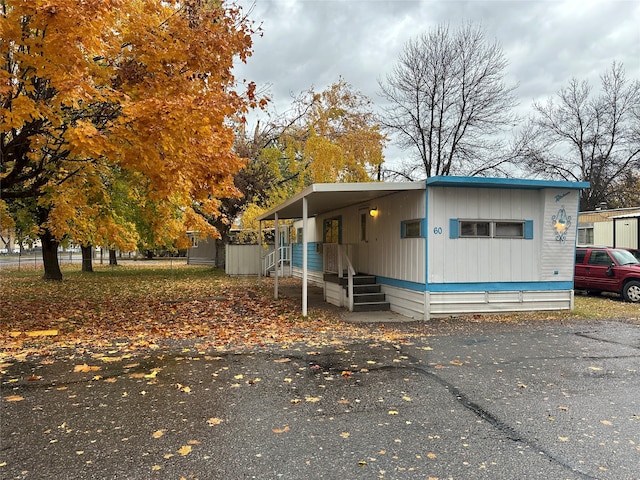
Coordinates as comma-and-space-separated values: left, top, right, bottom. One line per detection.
257, 181, 425, 221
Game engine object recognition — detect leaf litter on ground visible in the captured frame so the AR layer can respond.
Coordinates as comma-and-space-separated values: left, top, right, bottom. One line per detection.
1, 263, 638, 363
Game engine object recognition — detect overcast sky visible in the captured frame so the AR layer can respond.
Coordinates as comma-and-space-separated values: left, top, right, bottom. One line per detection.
233, 0, 640, 167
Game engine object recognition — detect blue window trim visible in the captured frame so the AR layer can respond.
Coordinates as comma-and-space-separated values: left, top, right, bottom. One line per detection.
449, 218, 459, 239
524, 220, 534, 239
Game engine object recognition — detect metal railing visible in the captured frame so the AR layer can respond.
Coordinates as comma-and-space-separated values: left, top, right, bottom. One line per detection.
263, 245, 292, 276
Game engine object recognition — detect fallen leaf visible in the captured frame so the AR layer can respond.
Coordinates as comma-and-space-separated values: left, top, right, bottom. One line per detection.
272, 426, 290, 434
388, 410, 399, 415
558, 436, 569, 442
600, 420, 613, 426
305, 397, 320, 403
152, 465, 161, 471
427, 452, 437, 459
450, 360, 464, 366
176, 384, 191, 393
207, 418, 222, 426
589, 366, 603, 371
25, 330, 58, 337
340, 432, 350, 438
152, 430, 164, 439
4, 395, 24, 402
188, 440, 201, 445
274, 358, 291, 363
177, 445, 192, 456
74, 364, 100, 373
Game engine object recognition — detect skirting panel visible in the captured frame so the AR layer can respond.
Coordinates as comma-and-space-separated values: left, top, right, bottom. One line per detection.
427, 290, 574, 319
381, 285, 426, 320
292, 268, 324, 287
324, 282, 343, 308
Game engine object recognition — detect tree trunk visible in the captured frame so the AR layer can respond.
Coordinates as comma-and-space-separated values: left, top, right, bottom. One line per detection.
81, 246, 93, 272
109, 249, 118, 266
40, 230, 63, 281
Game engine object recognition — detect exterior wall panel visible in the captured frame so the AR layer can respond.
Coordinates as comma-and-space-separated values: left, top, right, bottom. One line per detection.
428, 187, 542, 284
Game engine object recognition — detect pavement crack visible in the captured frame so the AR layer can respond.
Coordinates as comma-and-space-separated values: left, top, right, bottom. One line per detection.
575, 331, 640, 350
401, 350, 597, 479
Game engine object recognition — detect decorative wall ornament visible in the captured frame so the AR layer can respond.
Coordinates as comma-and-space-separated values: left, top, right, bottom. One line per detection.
552, 206, 571, 242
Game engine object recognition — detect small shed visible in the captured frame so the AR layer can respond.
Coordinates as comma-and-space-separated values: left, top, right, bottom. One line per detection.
258, 176, 589, 319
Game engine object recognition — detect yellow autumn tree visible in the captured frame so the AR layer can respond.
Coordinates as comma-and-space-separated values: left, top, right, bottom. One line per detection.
236, 78, 387, 233
0, 0, 260, 279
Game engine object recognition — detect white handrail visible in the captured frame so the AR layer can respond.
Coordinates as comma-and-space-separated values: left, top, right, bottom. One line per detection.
264, 246, 291, 275
340, 245, 356, 312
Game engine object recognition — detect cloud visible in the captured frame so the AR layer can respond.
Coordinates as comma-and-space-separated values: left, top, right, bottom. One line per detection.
234, 0, 640, 164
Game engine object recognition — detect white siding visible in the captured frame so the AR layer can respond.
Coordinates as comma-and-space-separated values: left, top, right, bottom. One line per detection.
318, 190, 426, 283
615, 218, 638, 248
540, 189, 580, 282
225, 245, 261, 275
428, 187, 542, 283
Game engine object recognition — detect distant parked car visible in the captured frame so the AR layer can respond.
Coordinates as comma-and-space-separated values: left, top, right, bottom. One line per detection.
0, 248, 8, 255
574, 246, 640, 302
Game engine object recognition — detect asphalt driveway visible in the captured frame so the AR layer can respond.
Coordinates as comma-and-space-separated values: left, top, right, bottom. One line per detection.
2, 318, 640, 479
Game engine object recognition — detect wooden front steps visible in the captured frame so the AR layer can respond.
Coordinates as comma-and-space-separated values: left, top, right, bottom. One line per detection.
324, 273, 390, 312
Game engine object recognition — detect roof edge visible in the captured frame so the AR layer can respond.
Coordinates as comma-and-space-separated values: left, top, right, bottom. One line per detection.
426, 176, 590, 189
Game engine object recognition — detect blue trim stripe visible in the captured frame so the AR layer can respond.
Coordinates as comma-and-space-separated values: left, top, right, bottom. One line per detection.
376, 276, 573, 293
426, 176, 590, 190
427, 281, 574, 292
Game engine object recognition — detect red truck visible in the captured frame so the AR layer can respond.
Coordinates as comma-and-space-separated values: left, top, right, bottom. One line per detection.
574, 246, 640, 302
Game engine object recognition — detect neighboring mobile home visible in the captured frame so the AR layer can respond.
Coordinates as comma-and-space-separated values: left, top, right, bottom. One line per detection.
258, 176, 589, 319
577, 207, 640, 249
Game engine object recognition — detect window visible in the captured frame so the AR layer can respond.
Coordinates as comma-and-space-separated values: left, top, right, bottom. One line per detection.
588, 250, 613, 265
578, 226, 594, 245
190, 234, 199, 248
296, 228, 303, 244
494, 221, 524, 238
460, 221, 490, 237
360, 211, 368, 242
450, 219, 533, 239
323, 217, 341, 244
401, 219, 423, 238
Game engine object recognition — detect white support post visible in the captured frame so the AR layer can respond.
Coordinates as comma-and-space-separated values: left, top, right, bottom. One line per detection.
274, 213, 279, 300
302, 196, 308, 317
258, 220, 262, 284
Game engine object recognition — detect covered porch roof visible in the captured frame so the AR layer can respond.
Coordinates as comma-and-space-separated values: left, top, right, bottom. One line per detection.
257, 181, 425, 221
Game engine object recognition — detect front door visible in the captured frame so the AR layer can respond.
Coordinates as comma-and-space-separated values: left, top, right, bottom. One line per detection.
323, 217, 341, 273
